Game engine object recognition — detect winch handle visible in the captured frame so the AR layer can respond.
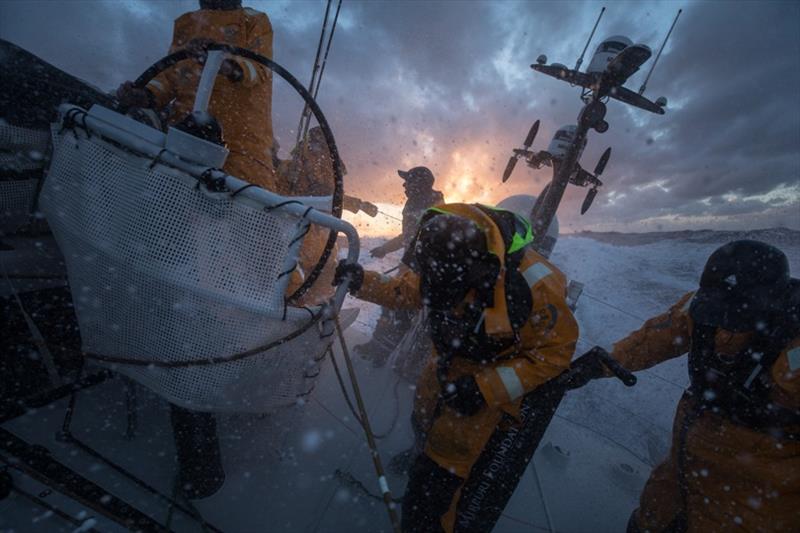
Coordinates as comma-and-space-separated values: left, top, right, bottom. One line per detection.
595, 347, 637, 386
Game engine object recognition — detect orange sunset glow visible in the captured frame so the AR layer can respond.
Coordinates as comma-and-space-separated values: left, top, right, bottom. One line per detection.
347, 142, 551, 237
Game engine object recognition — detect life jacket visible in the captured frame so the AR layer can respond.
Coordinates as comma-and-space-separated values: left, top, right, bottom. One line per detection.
688, 283, 800, 435
405, 203, 535, 364
401, 188, 445, 248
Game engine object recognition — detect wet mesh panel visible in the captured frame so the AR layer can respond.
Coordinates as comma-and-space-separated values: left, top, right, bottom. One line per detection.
0, 179, 38, 232
0, 152, 45, 171
0, 123, 51, 152
40, 127, 324, 412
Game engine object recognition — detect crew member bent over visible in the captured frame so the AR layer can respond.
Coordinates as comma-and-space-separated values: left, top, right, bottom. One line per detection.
336, 203, 579, 532
593, 240, 799, 532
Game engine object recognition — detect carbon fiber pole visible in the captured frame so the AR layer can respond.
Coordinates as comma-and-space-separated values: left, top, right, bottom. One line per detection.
334, 317, 401, 533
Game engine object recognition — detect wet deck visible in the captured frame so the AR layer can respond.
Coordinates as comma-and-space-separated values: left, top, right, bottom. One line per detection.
1, 233, 723, 532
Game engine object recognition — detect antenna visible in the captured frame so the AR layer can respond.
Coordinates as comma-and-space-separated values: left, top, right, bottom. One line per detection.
639, 9, 682, 95
574, 7, 605, 72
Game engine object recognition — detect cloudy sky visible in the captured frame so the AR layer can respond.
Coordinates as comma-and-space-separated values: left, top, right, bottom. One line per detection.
1, 0, 798, 234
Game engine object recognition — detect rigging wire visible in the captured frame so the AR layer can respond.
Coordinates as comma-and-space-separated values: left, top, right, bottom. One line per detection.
378, 210, 402, 222
313, 0, 342, 100
294, 0, 333, 148
296, 0, 343, 155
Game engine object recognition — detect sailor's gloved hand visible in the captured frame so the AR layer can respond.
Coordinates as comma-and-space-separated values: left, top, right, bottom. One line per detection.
442, 375, 486, 416
186, 38, 214, 62
566, 346, 609, 390
333, 261, 364, 295
219, 59, 244, 82
116, 81, 153, 109
369, 245, 387, 259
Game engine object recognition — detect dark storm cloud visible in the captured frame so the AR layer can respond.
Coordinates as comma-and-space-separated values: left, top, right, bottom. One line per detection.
1, 0, 797, 231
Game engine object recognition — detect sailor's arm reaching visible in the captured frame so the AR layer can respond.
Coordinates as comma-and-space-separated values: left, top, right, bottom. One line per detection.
610, 291, 694, 372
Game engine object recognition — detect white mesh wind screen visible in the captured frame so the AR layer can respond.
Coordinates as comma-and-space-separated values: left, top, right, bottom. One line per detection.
0, 179, 38, 232
40, 125, 327, 413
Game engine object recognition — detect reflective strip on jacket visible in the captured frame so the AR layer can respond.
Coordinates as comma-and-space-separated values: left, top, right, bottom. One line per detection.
612, 291, 800, 532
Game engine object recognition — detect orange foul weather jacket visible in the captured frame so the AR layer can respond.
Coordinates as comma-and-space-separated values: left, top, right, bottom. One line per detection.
281, 140, 340, 305
278, 130, 352, 305
147, 7, 276, 190
355, 204, 579, 512
612, 292, 800, 533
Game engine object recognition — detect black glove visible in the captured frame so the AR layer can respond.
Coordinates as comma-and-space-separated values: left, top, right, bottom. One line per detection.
333, 260, 364, 295
369, 245, 386, 259
442, 375, 486, 416
566, 346, 609, 390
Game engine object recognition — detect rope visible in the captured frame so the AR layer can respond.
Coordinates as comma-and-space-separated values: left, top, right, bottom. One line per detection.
378, 210, 402, 222
372, 378, 402, 439
333, 316, 402, 532
310, 396, 360, 437
326, 345, 364, 427
83, 310, 322, 368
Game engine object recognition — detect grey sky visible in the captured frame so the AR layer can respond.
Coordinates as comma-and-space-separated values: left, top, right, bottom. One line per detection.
1, 0, 798, 232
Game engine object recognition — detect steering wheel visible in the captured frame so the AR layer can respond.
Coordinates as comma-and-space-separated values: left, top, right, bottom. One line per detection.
130, 43, 344, 304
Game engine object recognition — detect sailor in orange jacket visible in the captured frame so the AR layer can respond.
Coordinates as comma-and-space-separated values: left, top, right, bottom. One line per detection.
336, 203, 579, 532
118, 0, 276, 190
280, 126, 378, 305
594, 240, 799, 532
